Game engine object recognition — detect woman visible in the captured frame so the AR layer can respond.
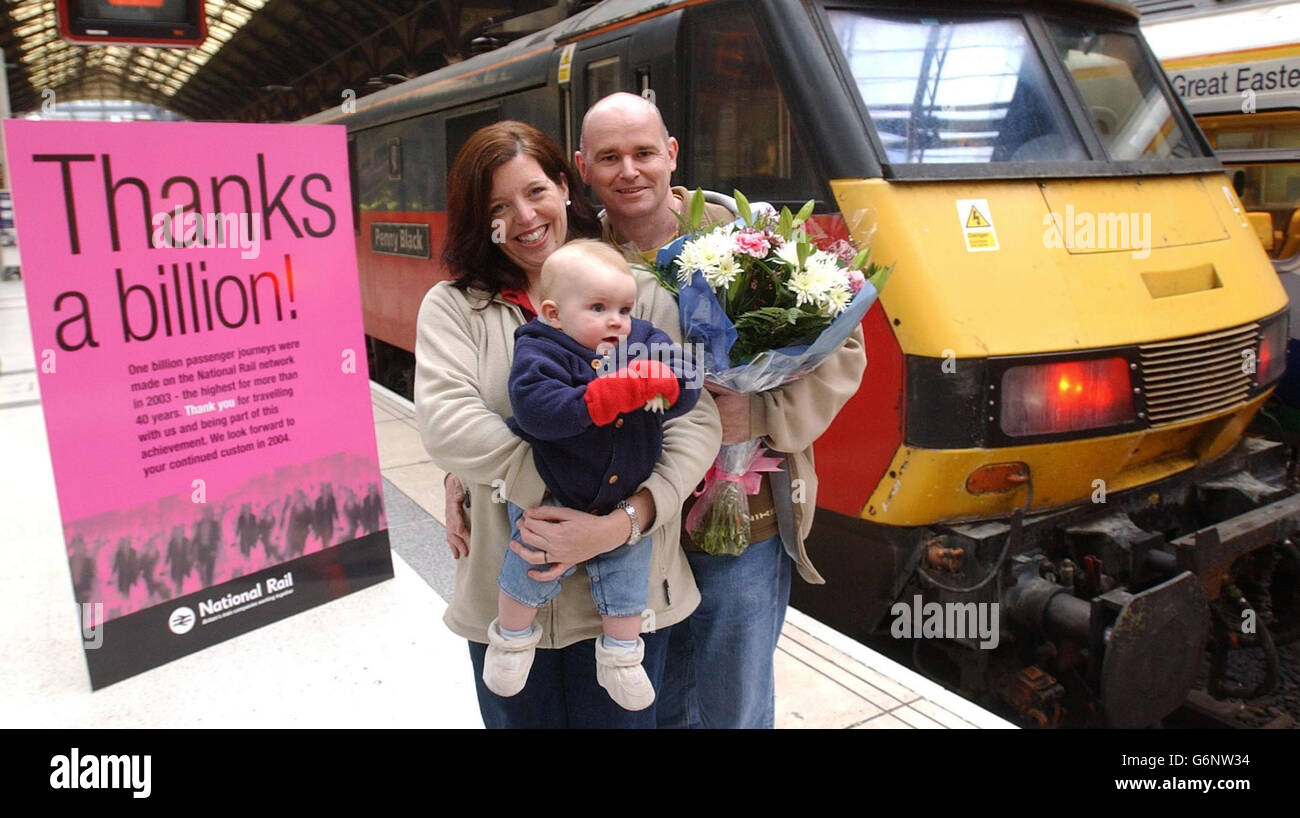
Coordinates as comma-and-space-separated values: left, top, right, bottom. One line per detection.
413, 121, 720, 728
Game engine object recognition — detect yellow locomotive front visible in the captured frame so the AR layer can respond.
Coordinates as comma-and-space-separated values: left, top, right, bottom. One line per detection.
755, 0, 1298, 726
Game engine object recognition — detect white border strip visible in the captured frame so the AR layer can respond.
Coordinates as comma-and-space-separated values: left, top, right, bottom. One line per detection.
784, 607, 1018, 729
370, 381, 417, 414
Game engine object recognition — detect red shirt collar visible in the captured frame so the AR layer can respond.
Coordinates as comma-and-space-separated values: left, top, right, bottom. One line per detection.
499, 288, 537, 321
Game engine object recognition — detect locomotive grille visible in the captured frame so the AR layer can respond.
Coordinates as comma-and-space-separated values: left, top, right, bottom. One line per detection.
1138, 323, 1259, 425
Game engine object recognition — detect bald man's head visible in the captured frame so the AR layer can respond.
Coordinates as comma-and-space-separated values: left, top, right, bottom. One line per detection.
575, 92, 680, 236
579, 92, 670, 153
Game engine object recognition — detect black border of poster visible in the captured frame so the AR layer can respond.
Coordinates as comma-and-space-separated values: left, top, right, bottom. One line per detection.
84, 530, 393, 689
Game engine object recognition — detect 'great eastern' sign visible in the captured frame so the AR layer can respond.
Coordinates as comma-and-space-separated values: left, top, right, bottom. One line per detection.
1168, 56, 1300, 113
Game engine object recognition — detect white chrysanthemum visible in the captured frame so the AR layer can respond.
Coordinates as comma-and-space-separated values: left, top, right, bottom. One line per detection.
786, 269, 820, 308
772, 241, 802, 270
675, 230, 736, 284
705, 255, 742, 289
821, 281, 852, 316
804, 252, 843, 296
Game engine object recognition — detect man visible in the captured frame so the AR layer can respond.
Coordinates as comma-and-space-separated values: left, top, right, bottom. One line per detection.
68, 533, 96, 605
577, 91, 868, 728
192, 506, 223, 587
111, 535, 139, 599
282, 489, 314, 558
165, 524, 191, 597
313, 483, 339, 549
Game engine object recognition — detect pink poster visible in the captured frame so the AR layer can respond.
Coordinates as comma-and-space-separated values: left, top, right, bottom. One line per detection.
5, 120, 393, 688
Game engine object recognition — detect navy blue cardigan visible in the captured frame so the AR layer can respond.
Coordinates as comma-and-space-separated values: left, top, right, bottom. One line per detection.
507, 318, 700, 514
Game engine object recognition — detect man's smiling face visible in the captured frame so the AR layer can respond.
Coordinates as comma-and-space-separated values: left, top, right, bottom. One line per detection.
576, 98, 679, 226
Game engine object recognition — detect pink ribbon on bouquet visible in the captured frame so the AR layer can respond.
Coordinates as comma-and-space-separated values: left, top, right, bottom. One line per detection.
693, 450, 785, 498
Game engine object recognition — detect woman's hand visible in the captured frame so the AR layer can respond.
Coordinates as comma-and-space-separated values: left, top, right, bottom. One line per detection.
509, 553, 577, 583
513, 506, 626, 566
444, 474, 470, 558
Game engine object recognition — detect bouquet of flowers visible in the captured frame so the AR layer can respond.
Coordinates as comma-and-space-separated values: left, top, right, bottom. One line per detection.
651, 190, 890, 556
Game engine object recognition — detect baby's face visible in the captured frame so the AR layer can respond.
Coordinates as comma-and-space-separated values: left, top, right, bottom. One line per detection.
544, 259, 637, 355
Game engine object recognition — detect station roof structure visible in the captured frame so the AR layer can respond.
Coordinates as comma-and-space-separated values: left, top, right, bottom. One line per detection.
0, 0, 568, 121
1134, 0, 1286, 20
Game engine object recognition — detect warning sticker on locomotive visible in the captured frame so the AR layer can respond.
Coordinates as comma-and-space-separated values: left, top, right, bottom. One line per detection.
956, 199, 999, 252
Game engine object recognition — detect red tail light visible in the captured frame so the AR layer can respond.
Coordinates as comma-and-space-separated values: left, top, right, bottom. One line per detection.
1255, 317, 1287, 387
1000, 358, 1135, 437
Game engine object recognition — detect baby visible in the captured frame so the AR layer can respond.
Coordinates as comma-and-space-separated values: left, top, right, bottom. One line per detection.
486, 239, 698, 710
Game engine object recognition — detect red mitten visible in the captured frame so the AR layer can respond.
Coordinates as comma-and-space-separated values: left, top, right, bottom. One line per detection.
583, 360, 680, 426
585, 373, 650, 426
625, 359, 681, 406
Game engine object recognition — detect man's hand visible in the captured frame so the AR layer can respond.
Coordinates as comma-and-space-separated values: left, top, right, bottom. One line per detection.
444, 474, 470, 558
707, 384, 751, 445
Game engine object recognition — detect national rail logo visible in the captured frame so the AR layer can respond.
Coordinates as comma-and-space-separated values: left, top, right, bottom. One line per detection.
167, 606, 196, 635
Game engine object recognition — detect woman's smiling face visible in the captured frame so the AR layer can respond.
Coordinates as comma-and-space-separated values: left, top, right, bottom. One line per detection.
488, 153, 569, 278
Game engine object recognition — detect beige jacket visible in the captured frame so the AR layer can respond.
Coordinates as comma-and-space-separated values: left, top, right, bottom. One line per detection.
414, 271, 722, 648
747, 326, 867, 584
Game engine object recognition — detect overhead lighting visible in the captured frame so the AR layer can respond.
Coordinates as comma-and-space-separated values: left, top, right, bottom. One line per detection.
365, 74, 410, 89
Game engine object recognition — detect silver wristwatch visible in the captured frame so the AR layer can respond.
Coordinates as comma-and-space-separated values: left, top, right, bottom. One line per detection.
616, 500, 641, 545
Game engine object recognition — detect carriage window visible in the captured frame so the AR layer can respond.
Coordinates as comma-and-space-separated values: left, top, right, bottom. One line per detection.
586, 57, 622, 108
1049, 25, 1198, 161
1196, 114, 1298, 258
688, 11, 814, 202
828, 12, 1086, 165
1200, 112, 1300, 154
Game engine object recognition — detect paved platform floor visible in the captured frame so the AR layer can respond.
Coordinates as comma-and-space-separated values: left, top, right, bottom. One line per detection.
1, 277, 1012, 729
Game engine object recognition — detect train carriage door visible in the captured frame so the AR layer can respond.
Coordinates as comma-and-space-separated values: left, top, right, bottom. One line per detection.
567, 36, 634, 203
570, 37, 633, 155
566, 7, 685, 151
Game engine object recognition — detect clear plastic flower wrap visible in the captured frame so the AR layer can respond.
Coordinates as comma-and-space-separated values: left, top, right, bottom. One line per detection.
652, 191, 891, 556
684, 438, 783, 556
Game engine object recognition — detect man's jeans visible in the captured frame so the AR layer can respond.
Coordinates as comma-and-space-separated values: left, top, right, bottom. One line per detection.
657, 534, 793, 728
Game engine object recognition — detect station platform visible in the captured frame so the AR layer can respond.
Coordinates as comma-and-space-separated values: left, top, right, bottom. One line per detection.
1, 277, 1012, 729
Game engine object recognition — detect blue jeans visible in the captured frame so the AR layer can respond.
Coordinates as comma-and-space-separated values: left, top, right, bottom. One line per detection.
468, 627, 672, 728
500, 501, 652, 617
657, 534, 792, 729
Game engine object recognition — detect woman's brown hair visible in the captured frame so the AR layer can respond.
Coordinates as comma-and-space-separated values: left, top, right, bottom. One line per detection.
443, 121, 600, 294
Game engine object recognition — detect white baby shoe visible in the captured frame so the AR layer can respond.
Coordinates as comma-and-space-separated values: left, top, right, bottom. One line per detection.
595, 636, 655, 711
482, 617, 543, 697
